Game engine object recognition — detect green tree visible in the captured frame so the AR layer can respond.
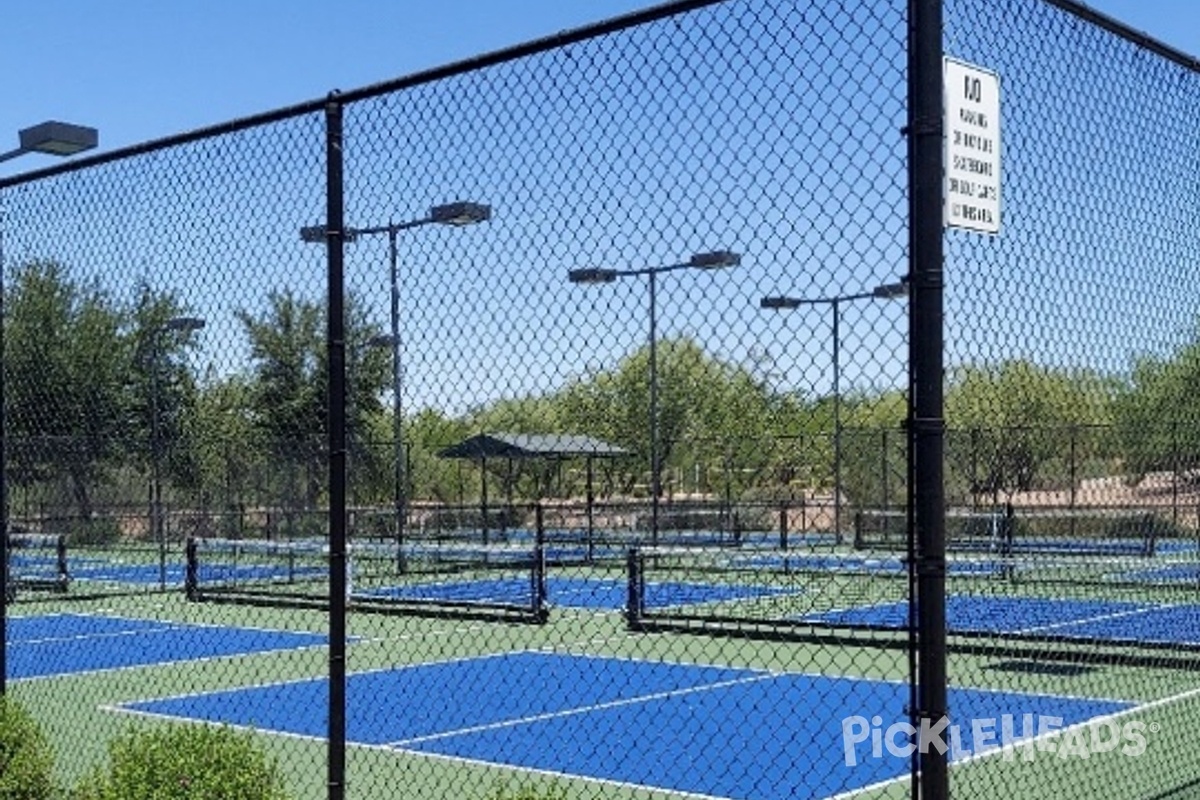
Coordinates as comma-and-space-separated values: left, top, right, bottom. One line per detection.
1113, 342, 1200, 480
237, 290, 388, 516
555, 337, 778, 500
945, 360, 1114, 500
5, 262, 131, 521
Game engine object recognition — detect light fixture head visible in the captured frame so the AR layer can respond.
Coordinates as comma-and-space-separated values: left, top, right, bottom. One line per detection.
367, 334, 398, 348
760, 296, 802, 311
164, 316, 206, 333
430, 201, 491, 226
18, 121, 98, 156
690, 250, 741, 269
299, 226, 358, 243
872, 280, 908, 300
568, 268, 620, 285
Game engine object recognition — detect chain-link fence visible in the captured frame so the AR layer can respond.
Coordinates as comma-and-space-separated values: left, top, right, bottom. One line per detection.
0, 0, 1196, 798
938, 0, 1200, 797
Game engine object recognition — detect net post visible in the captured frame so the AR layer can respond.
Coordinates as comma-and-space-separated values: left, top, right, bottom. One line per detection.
1001, 504, 1016, 582
532, 543, 549, 624
184, 537, 199, 601
625, 547, 644, 631
535, 502, 545, 549
55, 534, 68, 592
532, 502, 549, 622
852, 511, 864, 550
1142, 513, 1158, 558
778, 500, 788, 550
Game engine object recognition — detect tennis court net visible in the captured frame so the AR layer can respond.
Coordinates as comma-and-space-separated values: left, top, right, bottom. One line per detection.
185, 537, 548, 623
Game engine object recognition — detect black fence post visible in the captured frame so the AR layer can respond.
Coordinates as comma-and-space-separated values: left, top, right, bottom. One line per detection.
0, 228, 8, 692
908, 0, 948, 797
323, 91, 348, 800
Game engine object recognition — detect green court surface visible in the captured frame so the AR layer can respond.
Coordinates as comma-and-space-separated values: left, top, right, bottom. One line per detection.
6, 540, 1200, 799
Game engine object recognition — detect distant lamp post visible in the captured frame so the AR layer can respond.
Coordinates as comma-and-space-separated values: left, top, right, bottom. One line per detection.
570, 250, 741, 545
151, 316, 206, 590
759, 280, 907, 539
301, 202, 491, 556
0, 121, 98, 163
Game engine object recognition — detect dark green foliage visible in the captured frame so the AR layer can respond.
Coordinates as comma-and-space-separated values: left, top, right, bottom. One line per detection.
68, 517, 122, 547
72, 724, 292, 800
0, 696, 56, 800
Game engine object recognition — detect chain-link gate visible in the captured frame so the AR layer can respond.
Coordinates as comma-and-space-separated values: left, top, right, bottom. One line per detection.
0, 0, 1196, 798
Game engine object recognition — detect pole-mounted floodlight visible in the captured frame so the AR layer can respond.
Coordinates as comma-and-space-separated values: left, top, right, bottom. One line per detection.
0, 121, 99, 164
429, 201, 491, 226
757, 278, 906, 542
568, 248, 743, 547
299, 200, 491, 567
690, 250, 741, 269
164, 316, 206, 333
872, 281, 908, 300
299, 201, 489, 242
760, 296, 802, 311
568, 268, 619, 285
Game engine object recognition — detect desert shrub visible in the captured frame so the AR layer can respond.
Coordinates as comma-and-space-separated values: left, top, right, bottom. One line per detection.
0, 695, 56, 800
72, 724, 291, 800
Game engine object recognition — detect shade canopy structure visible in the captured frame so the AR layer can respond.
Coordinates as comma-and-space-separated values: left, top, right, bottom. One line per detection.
437, 433, 627, 461
436, 433, 627, 551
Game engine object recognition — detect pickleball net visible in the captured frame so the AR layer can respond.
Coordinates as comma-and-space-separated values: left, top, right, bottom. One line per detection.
853, 507, 1168, 557
6, 533, 70, 600
185, 536, 548, 623
624, 540, 1200, 666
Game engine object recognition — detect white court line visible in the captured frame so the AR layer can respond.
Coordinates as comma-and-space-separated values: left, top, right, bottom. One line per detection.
826, 680, 1200, 800
1011, 602, 1165, 637
385, 672, 776, 749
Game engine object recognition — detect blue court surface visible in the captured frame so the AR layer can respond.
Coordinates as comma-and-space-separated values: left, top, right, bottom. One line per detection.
120, 651, 1134, 800
359, 576, 794, 610
732, 552, 1006, 576
1117, 563, 1200, 584
7, 614, 330, 680
803, 595, 1200, 646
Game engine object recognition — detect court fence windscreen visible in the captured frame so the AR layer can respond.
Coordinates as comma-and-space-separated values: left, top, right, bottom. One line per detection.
0, 0, 1197, 798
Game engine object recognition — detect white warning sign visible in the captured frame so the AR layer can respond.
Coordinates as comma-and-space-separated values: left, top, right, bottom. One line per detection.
944, 57, 1001, 234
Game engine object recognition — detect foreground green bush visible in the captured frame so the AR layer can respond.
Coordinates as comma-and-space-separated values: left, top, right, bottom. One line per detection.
0, 696, 56, 800
488, 784, 569, 800
73, 724, 292, 800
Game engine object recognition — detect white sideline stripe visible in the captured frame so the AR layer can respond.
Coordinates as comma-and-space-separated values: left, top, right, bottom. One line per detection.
385, 672, 775, 748
12, 625, 183, 647
1012, 603, 1165, 636
825, 682, 1200, 800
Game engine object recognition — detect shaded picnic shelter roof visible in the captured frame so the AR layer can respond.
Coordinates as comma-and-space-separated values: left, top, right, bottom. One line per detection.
436, 433, 627, 461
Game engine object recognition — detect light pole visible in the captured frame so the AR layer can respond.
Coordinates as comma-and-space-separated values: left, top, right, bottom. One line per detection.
302, 201, 490, 556
0, 121, 98, 164
151, 316, 205, 589
569, 250, 741, 545
0, 119, 97, 694
760, 280, 906, 540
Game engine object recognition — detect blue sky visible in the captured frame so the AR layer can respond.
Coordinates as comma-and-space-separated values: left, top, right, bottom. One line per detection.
0, 0, 1195, 417
2, 0, 1196, 177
